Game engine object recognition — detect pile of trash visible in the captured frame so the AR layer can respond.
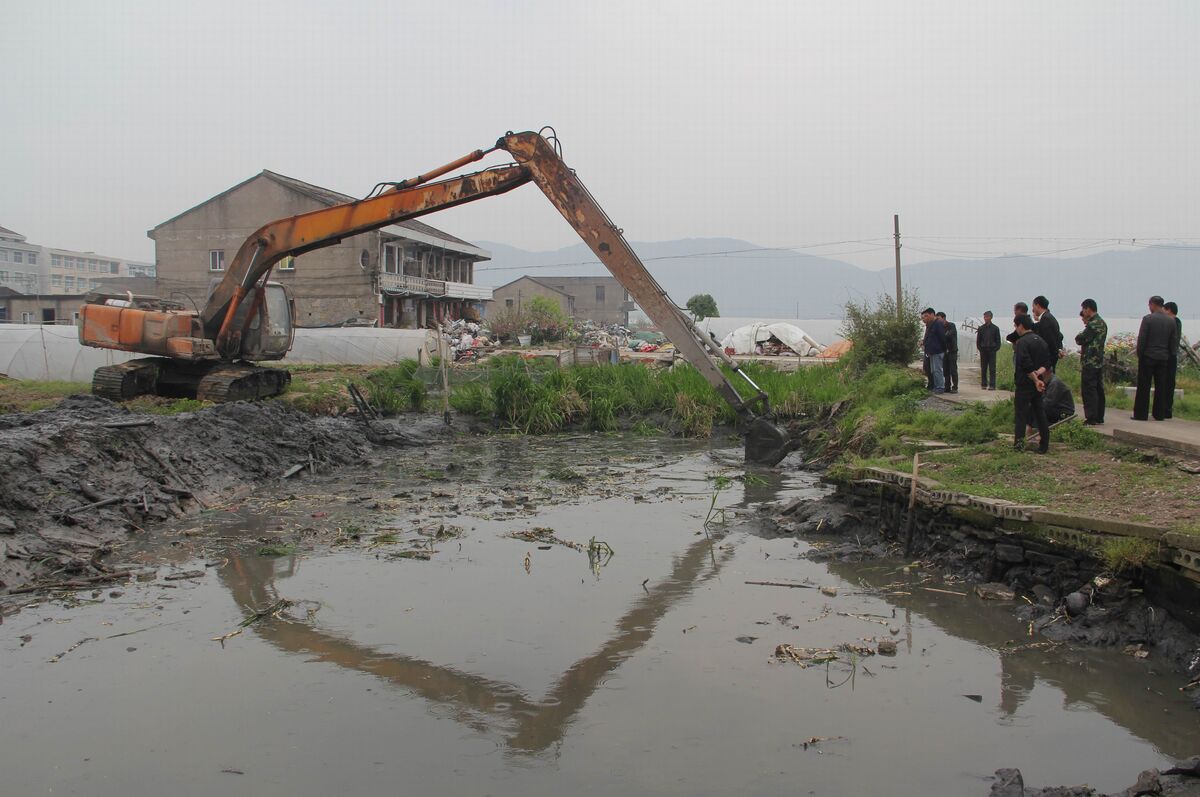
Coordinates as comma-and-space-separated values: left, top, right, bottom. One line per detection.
442, 319, 491, 352
577, 320, 631, 349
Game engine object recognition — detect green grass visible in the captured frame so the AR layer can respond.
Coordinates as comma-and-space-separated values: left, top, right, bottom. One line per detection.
1100, 537, 1159, 573
0, 378, 89, 412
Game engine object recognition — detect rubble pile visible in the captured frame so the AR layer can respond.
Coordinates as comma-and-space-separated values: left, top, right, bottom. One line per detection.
0, 395, 369, 595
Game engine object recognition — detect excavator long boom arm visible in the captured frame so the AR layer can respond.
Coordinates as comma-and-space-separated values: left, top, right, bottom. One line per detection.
199, 130, 791, 462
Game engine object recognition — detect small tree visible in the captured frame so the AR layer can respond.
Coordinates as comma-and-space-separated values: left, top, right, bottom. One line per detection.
841, 291, 922, 368
487, 308, 528, 343
686, 294, 719, 320
527, 295, 570, 343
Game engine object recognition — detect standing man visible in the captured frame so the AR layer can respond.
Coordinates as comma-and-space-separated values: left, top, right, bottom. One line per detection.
1032, 296, 1064, 371
1075, 299, 1108, 425
1164, 302, 1183, 419
1006, 302, 1029, 345
921, 307, 946, 393
937, 312, 959, 393
1132, 295, 1177, 421
1012, 314, 1051, 453
976, 310, 1001, 390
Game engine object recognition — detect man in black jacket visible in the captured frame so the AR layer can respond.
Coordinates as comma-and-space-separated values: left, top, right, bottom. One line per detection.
1032, 296, 1063, 372
1164, 301, 1183, 419
1132, 295, 1179, 421
1011, 314, 1052, 453
976, 310, 1001, 389
937, 312, 958, 392
1005, 302, 1029, 345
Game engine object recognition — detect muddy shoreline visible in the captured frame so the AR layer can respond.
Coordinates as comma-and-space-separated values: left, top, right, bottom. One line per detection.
0, 395, 379, 597
759, 479, 1200, 680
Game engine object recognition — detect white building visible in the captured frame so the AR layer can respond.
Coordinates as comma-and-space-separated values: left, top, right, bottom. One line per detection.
0, 224, 154, 296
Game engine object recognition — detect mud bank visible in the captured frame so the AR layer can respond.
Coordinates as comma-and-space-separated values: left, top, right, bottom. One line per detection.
990, 758, 1200, 796
0, 395, 379, 595
763, 481, 1200, 680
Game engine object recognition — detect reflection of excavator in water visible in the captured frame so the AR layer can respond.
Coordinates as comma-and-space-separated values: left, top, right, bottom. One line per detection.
79, 130, 794, 464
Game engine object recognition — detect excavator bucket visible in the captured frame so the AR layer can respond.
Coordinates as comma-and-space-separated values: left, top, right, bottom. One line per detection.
744, 417, 796, 466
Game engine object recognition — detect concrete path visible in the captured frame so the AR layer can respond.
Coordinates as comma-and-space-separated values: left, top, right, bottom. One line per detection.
938, 364, 1200, 457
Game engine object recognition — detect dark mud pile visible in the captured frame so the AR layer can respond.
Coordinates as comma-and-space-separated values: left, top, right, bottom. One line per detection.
0, 396, 375, 594
767, 493, 1200, 680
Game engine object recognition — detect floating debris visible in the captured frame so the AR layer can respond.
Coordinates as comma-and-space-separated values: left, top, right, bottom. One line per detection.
774, 644, 839, 667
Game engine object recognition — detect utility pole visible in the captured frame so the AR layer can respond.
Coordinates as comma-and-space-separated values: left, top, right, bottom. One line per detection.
893, 214, 902, 317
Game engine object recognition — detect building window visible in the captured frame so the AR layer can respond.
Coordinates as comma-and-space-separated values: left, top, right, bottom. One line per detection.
0, 308, 7, 321
28, 253, 37, 265
51, 254, 62, 267
64, 275, 75, 290
0, 250, 7, 262
505, 298, 514, 308
0, 270, 6, 281
51, 274, 62, 288
63, 257, 73, 269
22, 312, 33, 324
110, 262, 119, 274
72, 311, 81, 324
278, 255, 295, 271
209, 250, 225, 271
88, 259, 98, 271
42, 309, 55, 324
595, 285, 605, 303
90, 279, 100, 289
12, 251, 22, 264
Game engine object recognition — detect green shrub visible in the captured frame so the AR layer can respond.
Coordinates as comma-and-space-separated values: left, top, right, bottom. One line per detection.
841, 291, 922, 368
364, 360, 426, 414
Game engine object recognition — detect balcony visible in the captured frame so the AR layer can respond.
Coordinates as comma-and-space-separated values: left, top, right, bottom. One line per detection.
379, 272, 492, 301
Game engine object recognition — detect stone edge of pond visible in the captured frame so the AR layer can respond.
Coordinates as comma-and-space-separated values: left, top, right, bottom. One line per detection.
838, 464, 1200, 635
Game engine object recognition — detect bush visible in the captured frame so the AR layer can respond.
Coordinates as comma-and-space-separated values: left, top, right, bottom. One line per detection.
364, 360, 426, 414
527, 296, 570, 343
841, 291, 922, 369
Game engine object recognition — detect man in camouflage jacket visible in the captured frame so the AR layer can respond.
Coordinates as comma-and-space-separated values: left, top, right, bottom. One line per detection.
1075, 298, 1107, 425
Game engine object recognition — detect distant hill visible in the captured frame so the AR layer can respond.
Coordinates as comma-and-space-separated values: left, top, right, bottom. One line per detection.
474, 239, 1200, 321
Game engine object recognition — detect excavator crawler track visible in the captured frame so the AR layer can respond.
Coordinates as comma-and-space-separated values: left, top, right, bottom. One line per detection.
91, 358, 163, 401
195, 364, 291, 403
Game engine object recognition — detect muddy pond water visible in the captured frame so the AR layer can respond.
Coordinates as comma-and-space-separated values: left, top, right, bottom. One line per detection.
2, 435, 1197, 795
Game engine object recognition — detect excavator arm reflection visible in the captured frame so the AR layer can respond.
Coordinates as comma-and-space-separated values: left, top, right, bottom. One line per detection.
219, 534, 732, 753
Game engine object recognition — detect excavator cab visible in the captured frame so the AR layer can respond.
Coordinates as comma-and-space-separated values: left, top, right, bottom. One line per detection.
240, 283, 295, 361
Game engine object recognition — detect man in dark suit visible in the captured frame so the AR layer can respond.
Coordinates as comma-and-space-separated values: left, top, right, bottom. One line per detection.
1164, 301, 1183, 419
1132, 295, 1179, 421
976, 310, 1001, 389
1031, 296, 1063, 372
1011, 314, 1052, 453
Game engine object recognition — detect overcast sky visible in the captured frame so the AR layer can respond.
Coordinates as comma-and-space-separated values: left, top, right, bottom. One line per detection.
3, 0, 1198, 270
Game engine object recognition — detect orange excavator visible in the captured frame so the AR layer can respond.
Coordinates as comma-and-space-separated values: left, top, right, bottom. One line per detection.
79, 130, 793, 463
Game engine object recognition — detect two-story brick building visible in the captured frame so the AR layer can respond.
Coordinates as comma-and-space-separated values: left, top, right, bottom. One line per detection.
490, 275, 634, 326
150, 170, 491, 328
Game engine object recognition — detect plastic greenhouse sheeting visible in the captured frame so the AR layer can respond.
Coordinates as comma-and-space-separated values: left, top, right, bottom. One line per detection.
718, 322, 824, 356
0, 324, 137, 381
0, 325, 436, 382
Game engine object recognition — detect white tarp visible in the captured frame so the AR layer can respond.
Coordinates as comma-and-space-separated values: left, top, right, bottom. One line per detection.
0, 325, 436, 382
0, 324, 136, 381
718, 322, 824, 356
288, 327, 435, 365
